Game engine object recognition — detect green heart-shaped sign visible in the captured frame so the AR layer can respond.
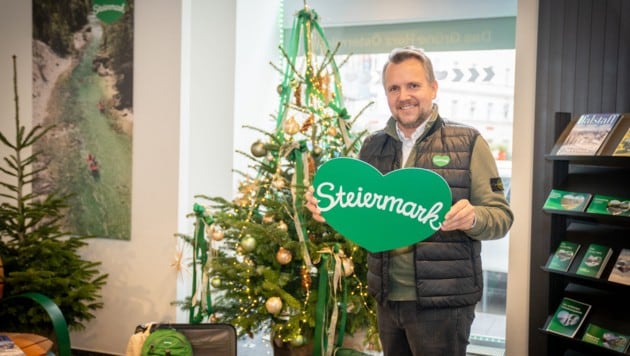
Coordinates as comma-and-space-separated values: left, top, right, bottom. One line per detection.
93, 0, 127, 24
313, 158, 452, 252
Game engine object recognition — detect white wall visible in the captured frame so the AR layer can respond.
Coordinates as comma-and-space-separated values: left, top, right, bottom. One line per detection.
506, 0, 538, 354
0, 1, 32, 165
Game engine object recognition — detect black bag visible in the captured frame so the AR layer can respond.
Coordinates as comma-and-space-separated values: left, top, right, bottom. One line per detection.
154, 323, 237, 356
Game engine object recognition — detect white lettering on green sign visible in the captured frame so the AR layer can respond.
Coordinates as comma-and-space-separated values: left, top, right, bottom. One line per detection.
316, 182, 444, 230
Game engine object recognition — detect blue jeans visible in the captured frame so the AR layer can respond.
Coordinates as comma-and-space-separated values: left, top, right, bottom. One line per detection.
376, 301, 475, 356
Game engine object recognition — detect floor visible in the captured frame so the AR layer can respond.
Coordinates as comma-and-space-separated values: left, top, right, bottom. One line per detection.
236, 311, 507, 356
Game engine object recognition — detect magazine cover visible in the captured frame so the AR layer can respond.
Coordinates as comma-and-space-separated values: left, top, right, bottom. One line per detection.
612, 128, 630, 156
545, 297, 592, 338
608, 249, 630, 286
547, 241, 581, 272
556, 113, 622, 155
581, 323, 630, 352
543, 189, 592, 212
586, 194, 630, 217
575, 243, 613, 278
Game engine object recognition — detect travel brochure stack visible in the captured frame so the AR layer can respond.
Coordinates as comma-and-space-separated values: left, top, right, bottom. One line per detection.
546, 242, 626, 284
543, 189, 630, 217
545, 297, 630, 353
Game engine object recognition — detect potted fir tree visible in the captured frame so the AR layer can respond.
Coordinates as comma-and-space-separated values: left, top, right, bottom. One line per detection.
0, 55, 107, 337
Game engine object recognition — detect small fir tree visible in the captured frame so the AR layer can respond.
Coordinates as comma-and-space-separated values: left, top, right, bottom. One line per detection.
0, 55, 108, 334
174, 6, 379, 355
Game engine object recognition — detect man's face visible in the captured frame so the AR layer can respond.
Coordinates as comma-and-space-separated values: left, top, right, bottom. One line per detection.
383, 58, 438, 135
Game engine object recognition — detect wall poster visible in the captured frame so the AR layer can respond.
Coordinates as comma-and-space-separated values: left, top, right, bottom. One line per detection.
32, 0, 134, 240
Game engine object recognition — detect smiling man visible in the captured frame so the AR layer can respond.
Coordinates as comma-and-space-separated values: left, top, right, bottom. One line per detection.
307, 46, 513, 356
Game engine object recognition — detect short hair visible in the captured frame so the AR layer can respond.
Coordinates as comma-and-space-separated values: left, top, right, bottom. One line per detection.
382, 46, 436, 84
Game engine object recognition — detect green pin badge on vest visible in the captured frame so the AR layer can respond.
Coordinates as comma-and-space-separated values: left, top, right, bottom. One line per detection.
312, 158, 452, 252
432, 154, 450, 167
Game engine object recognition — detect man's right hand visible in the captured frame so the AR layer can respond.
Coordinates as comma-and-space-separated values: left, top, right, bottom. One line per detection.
305, 186, 326, 223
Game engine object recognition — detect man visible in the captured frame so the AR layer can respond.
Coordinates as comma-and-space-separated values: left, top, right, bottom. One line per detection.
306, 46, 513, 355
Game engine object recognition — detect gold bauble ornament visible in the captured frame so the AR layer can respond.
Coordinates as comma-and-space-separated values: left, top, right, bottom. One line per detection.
283, 116, 300, 135
250, 140, 267, 157
276, 247, 292, 265
211, 277, 222, 288
277, 220, 288, 232
312, 145, 323, 156
212, 229, 225, 241
262, 214, 274, 224
341, 257, 355, 277
290, 335, 306, 347
241, 235, 256, 252
265, 296, 283, 314
208, 225, 224, 241
272, 178, 286, 189
327, 126, 338, 136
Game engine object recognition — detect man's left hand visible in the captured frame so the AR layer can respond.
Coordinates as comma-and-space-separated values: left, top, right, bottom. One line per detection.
441, 199, 476, 231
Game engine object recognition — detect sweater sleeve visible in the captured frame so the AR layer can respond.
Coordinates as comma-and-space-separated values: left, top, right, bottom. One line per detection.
464, 136, 514, 240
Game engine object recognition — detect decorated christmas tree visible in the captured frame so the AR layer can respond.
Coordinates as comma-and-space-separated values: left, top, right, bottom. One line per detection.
174, 5, 379, 355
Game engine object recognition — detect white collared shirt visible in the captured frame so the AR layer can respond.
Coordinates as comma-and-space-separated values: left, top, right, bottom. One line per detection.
395, 121, 427, 167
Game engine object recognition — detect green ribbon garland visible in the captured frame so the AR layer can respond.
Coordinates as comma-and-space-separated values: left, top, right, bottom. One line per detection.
336, 275, 349, 348
289, 140, 315, 270
312, 247, 350, 356
274, 9, 305, 137
274, 6, 354, 150
313, 254, 329, 356
189, 203, 213, 324
272, 6, 355, 354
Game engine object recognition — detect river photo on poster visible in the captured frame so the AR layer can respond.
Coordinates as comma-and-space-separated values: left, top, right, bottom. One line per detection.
32, 0, 133, 240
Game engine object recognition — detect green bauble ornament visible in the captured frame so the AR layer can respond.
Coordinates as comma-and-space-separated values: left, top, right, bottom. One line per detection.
241, 235, 256, 252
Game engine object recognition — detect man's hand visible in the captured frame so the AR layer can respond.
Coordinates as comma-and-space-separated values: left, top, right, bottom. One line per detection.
305, 186, 326, 223
441, 199, 476, 231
